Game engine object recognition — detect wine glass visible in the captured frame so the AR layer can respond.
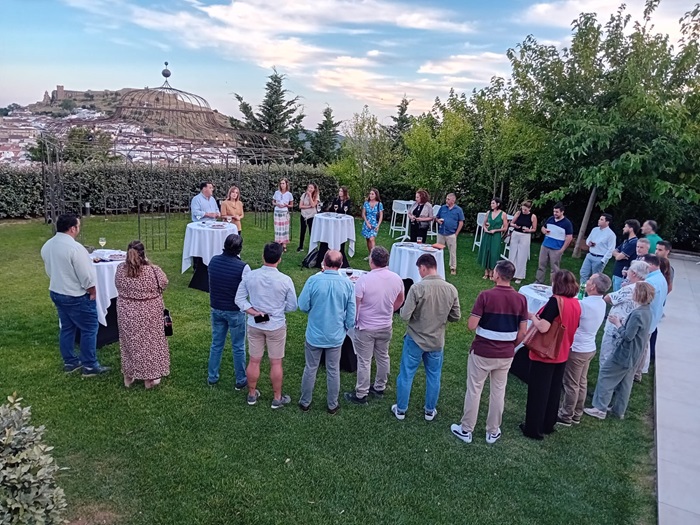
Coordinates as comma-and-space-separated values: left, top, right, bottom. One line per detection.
417, 237, 423, 244
343, 206, 348, 214
225, 216, 232, 224
333, 204, 339, 213
316, 202, 322, 212
345, 269, 353, 277
98, 237, 106, 248
195, 212, 203, 223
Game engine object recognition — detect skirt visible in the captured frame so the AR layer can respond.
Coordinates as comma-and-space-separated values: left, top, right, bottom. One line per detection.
274, 210, 290, 243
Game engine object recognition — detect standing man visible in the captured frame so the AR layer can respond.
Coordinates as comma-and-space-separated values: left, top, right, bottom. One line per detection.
535, 202, 574, 284
634, 238, 650, 259
298, 250, 356, 414
207, 234, 250, 390
641, 220, 662, 253
579, 214, 616, 283
392, 254, 461, 421
191, 181, 220, 221
611, 219, 640, 291
634, 254, 668, 382
235, 242, 297, 408
450, 260, 528, 444
435, 193, 464, 275
651, 240, 674, 362
344, 246, 404, 405
557, 273, 611, 426
40, 214, 110, 376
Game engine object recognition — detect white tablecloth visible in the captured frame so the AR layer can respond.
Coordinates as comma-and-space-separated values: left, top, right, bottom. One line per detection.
388, 243, 445, 282
182, 222, 238, 273
308, 213, 356, 257
519, 284, 553, 314
90, 251, 122, 327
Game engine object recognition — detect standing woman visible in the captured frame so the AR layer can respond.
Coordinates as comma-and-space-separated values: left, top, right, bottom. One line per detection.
115, 240, 170, 389
297, 183, 319, 252
221, 185, 244, 237
361, 188, 384, 258
477, 198, 509, 279
272, 178, 294, 252
520, 270, 582, 440
508, 201, 537, 283
407, 189, 433, 242
329, 186, 352, 214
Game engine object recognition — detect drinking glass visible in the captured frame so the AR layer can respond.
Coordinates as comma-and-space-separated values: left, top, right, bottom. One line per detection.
333, 205, 339, 212
225, 216, 232, 223
195, 212, 203, 222
345, 269, 353, 277
98, 237, 106, 248
417, 237, 423, 244
343, 206, 348, 214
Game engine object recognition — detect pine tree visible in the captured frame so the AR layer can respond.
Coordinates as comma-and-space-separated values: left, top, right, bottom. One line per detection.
389, 96, 412, 151
308, 106, 341, 165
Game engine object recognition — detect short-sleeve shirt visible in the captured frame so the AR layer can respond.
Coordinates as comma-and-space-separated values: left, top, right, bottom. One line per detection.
471, 286, 528, 359
273, 190, 293, 213
612, 238, 638, 277
542, 216, 574, 250
436, 204, 465, 236
355, 267, 404, 330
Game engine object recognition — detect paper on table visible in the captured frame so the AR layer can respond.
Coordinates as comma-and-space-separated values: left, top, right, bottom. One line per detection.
546, 224, 566, 241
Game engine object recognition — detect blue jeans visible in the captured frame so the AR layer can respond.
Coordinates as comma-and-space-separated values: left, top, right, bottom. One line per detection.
579, 253, 604, 283
49, 291, 99, 369
395, 334, 444, 412
612, 275, 625, 292
208, 309, 247, 384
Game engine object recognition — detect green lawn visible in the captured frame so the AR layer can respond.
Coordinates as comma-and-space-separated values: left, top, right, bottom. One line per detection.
0, 214, 655, 525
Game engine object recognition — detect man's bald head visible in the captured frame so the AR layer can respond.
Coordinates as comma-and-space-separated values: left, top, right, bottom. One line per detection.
323, 250, 343, 270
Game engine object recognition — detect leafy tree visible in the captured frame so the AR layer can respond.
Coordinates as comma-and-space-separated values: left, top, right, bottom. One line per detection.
28, 127, 114, 163
60, 99, 76, 112
389, 96, 413, 151
308, 106, 341, 165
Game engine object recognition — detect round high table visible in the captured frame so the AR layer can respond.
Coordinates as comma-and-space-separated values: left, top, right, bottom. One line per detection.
182, 221, 238, 291
86, 249, 124, 347
388, 243, 445, 282
308, 213, 356, 257
510, 283, 553, 384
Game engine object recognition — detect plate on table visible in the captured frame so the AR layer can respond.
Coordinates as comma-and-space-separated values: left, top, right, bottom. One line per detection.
394, 242, 414, 248
420, 246, 438, 252
108, 253, 126, 261
210, 223, 227, 229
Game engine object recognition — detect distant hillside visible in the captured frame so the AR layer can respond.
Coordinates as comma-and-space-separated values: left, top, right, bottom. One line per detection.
27, 88, 134, 117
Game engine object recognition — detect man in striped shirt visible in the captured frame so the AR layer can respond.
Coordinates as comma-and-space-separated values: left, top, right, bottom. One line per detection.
451, 260, 529, 444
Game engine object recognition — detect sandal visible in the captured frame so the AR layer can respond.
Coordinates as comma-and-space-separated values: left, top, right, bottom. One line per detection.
124, 376, 134, 388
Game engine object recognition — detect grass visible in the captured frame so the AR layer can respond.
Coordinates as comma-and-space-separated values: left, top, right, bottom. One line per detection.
0, 214, 656, 525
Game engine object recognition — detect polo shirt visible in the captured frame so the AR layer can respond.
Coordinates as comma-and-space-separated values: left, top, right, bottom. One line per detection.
355, 267, 404, 330
470, 285, 528, 359
644, 233, 662, 253
571, 295, 607, 353
40, 232, 96, 296
542, 216, 574, 250
612, 237, 638, 277
436, 204, 465, 236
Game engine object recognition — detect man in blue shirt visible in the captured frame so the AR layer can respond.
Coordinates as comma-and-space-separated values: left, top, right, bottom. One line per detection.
435, 193, 464, 275
191, 181, 220, 221
635, 254, 668, 382
298, 250, 356, 414
535, 202, 574, 284
611, 219, 640, 291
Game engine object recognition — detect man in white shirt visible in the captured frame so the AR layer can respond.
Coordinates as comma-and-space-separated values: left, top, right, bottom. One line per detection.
40, 214, 110, 376
580, 214, 617, 283
235, 242, 297, 409
557, 273, 611, 426
191, 181, 220, 221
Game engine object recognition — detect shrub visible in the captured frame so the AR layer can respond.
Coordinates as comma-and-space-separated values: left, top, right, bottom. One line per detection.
0, 393, 68, 524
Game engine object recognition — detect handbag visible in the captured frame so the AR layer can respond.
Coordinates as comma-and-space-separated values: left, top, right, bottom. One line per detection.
151, 266, 173, 337
523, 296, 566, 360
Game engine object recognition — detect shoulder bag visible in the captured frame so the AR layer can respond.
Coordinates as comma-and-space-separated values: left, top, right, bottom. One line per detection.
151, 266, 173, 337
522, 296, 566, 360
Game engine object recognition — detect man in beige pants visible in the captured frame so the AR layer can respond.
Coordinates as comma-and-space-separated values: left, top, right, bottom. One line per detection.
450, 260, 528, 444
434, 193, 464, 275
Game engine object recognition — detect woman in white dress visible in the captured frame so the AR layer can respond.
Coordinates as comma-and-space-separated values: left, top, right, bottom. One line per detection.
272, 178, 294, 252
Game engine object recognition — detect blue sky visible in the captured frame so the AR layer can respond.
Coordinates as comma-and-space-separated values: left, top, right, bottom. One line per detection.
0, 0, 689, 127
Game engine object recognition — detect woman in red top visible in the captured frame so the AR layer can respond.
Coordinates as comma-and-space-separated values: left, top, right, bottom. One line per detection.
520, 270, 582, 440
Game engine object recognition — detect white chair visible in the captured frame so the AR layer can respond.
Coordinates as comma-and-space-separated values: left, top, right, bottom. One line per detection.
428, 204, 442, 239
390, 200, 410, 240
501, 214, 515, 260
472, 212, 486, 251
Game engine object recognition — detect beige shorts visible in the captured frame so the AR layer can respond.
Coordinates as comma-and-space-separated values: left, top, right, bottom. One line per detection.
247, 325, 287, 360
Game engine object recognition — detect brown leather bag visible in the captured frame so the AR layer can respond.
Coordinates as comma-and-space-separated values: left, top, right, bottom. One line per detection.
523, 296, 566, 360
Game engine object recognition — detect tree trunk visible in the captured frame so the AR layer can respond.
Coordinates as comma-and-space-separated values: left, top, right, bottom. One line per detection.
573, 186, 597, 259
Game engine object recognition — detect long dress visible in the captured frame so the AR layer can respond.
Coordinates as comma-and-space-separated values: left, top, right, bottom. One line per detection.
477, 210, 503, 270
361, 201, 383, 239
115, 263, 170, 381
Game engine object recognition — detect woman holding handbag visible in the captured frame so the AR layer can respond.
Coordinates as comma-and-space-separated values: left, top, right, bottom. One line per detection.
115, 240, 170, 389
520, 270, 581, 440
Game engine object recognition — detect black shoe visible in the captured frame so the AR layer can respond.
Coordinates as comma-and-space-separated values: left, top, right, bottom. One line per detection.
555, 416, 572, 427
296, 247, 304, 252
327, 405, 340, 415
63, 363, 82, 374
519, 422, 544, 440
207, 379, 218, 387
82, 365, 111, 377
344, 392, 368, 405
298, 402, 310, 412
369, 386, 385, 398
234, 380, 248, 390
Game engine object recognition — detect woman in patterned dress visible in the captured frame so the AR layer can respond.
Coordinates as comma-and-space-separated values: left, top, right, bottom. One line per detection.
477, 197, 509, 279
115, 240, 170, 389
272, 178, 294, 252
361, 188, 383, 258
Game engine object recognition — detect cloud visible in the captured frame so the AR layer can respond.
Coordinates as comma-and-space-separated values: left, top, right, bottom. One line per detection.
417, 52, 510, 81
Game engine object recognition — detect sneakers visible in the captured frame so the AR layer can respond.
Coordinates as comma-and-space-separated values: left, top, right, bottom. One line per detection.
344, 392, 368, 405
271, 394, 292, 409
296, 247, 304, 253
247, 389, 261, 405
207, 379, 218, 387
424, 408, 437, 421
63, 363, 82, 374
81, 365, 111, 377
391, 404, 406, 421
583, 407, 607, 420
486, 428, 502, 444
234, 380, 248, 391
369, 386, 385, 398
556, 416, 572, 427
298, 402, 310, 412
450, 424, 472, 443
450, 269, 456, 275
327, 405, 340, 415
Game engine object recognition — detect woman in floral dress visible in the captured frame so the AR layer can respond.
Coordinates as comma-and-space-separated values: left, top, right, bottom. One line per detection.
115, 240, 170, 389
361, 188, 383, 258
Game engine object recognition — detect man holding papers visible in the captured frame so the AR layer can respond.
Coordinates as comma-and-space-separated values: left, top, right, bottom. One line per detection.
535, 202, 574, 284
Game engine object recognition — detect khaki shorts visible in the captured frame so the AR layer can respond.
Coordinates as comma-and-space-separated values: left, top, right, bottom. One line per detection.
247, 325, 287, 360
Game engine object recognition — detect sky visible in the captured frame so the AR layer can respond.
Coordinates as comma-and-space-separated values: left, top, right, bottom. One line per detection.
0, 0, 692, 128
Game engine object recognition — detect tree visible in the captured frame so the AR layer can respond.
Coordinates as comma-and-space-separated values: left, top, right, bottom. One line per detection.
60, 99, 76, 112
232, 68, 306, 156
308, 106, 341, 165
28, 127, 114, 163
389, 96, 413, 151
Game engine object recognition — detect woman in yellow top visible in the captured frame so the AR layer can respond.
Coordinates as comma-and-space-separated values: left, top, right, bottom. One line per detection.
221, 185, 244, 237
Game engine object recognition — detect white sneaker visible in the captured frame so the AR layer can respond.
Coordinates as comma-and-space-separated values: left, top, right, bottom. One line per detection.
391, 404, 406, 421
584, 407, 607, 420
450, 424, 472, 443
424, 408, 437, 421
486, 428, 502, 444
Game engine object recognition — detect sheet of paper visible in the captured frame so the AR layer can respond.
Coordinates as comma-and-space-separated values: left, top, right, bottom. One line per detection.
547, 224, 566, 241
